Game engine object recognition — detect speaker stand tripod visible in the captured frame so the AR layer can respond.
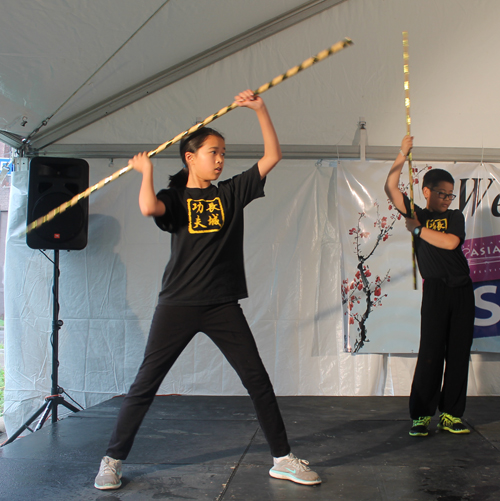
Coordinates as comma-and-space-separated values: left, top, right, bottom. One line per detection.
2, 250, 82, 446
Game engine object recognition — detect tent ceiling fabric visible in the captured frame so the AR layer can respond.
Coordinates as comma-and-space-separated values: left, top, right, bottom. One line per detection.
1, 0, 500, 159
0, 0, 342, 150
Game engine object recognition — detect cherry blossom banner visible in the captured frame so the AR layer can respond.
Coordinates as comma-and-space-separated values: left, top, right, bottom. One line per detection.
337, 160, 500, 354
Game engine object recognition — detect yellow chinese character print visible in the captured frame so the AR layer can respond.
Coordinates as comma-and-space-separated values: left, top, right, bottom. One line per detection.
192, 202, 204, 213
208, 214, 221, 227
426, 219, 447, 232
207, 201, 219, 213
187, 197, 225, 233
193, 215, 207, 229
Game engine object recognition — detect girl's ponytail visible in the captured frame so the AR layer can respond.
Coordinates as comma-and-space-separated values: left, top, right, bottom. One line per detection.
168, 167, 188, 189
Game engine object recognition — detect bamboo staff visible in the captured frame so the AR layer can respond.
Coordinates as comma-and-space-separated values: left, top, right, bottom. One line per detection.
402, 31, 418, 289
23, 38, 353, 236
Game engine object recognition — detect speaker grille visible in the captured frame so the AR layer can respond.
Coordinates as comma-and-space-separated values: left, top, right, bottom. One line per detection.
26, 157, 89, 250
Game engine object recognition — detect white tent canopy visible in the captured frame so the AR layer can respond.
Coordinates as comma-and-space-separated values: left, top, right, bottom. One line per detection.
3, 0, 500, 435
2, 0, 500, 159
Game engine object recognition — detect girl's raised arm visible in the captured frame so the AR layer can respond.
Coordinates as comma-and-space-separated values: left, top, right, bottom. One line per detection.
235, 90, 282, 179
131, 152, 166, 217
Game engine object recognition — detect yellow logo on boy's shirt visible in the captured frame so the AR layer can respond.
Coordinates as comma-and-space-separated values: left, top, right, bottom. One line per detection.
426, 218, 447, 232
187, 197, 225, 234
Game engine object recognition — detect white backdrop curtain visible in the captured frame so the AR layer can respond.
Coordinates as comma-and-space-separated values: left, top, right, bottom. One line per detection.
5, 158, 500, 435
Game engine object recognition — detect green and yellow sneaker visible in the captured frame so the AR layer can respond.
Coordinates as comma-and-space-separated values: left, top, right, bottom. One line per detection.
409, 416, 431, 437
437, 413, 470, 434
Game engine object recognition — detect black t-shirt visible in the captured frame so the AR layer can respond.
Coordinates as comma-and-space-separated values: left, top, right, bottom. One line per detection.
154, 163, 265, 305
402, 195, 471, 287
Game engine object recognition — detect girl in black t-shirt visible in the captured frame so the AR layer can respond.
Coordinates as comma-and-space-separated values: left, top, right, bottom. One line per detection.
94, 90, 321, 490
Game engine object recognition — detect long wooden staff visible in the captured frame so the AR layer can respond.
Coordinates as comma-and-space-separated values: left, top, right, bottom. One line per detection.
402, 31, 418, 289
23, 38, 353, 236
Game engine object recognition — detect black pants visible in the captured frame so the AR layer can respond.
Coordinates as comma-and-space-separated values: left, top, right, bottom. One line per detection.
106, 301, 290, 459
409, 279, 475, 419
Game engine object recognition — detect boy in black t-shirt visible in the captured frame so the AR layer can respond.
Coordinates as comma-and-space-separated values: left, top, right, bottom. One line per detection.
384, 135, 475, 437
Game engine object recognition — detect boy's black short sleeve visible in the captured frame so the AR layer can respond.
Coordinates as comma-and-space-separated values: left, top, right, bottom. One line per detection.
401, 194, 471, 287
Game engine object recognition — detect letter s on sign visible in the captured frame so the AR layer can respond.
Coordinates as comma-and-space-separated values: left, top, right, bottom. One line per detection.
474, 285, 500, 326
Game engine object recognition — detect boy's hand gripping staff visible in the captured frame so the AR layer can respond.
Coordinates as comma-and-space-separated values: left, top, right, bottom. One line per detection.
23, 38, 353, 237
403, 31, 418, 290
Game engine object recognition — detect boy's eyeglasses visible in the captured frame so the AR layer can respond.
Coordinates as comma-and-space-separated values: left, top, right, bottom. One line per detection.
431, 189, 456, 201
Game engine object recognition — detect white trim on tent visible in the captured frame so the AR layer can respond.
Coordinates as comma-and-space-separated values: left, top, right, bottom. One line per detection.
28, 144, 500, 164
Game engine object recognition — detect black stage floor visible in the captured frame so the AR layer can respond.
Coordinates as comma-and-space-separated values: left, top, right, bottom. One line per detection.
1, 395, 500, 500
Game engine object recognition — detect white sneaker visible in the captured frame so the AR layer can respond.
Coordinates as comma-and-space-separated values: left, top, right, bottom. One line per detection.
94, 456, 122, 490
269, 453, 321, 485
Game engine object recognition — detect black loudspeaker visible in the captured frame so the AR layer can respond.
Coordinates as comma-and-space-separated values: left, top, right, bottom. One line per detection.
27, 157, 89, 250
